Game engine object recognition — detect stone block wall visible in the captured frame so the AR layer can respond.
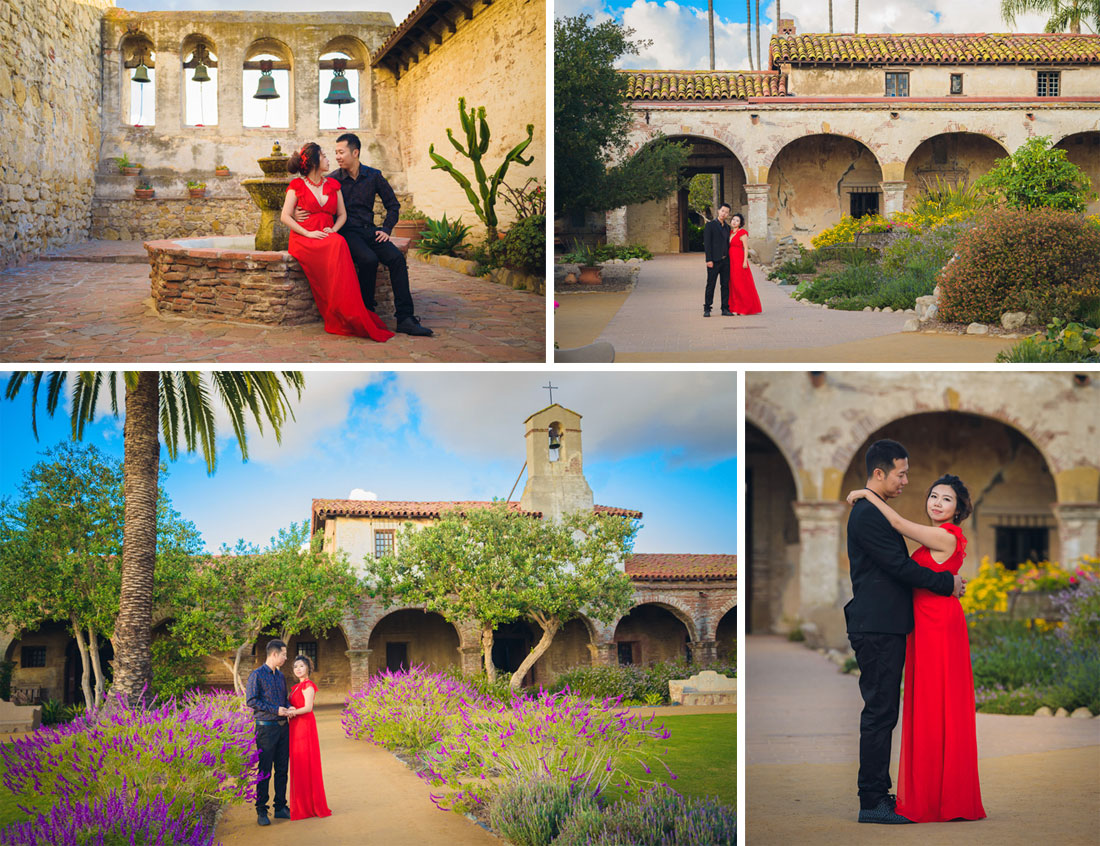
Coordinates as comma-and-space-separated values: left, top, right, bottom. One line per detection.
0, 0, 113, 268
92, 198, 257, 240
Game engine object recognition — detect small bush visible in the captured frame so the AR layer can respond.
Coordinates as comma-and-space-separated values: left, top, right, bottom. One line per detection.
996, 320, 1100, 364
488, 777, 595, 846
768, 250, 816, 283
416, 213, 472, 257
503, 214, 546, 275
975, 136, 1096, 213
469, 237, 507, 275
938, 208, 1100, 324
552, 787, 737, 846
549, 660, 735, 705
150, 637, 208, 700
974, 684, 1049, 715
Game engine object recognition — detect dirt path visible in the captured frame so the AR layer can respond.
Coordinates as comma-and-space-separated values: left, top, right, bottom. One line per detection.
746, 636, 1099, 845
554, 254, 1017, 362
217, 706, 499, 845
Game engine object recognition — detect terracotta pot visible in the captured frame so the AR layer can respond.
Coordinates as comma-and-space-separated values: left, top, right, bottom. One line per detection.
393, 219, 427, 246
214, 168, 230, 177
578, 265, 602, 285
188, 189, 206, 199
134, 188, 154, 200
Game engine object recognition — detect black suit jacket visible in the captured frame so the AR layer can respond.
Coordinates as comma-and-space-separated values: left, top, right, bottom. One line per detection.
703, 219, 731, 263
844, 498, 954, 634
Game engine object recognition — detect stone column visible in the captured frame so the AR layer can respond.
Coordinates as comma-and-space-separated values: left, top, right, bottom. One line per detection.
692, 639, 718, 664
1052, 503, 1100, 563
154, 44, 181, 133
460, 645, 483, 676
345, 648, 372, 691
591, 641, 616, 667
220, 44, 245, 136
605, 207, 627, 245
744, 184, 769, 239
792, 501, 848, 646
880, 181, 907, 215
296, 45, 321, 138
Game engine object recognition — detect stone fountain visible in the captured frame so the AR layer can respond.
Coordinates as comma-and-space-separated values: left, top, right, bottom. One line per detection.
143, 144, 406, 326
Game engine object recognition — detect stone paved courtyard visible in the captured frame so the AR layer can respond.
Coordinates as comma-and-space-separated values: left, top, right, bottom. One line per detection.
0, 242, 545, 363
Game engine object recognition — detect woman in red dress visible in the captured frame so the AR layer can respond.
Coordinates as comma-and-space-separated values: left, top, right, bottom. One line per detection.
287, 655, 332, 820
847, 475, 986, 824
727, 213, 762, 315
279, 143, 394, 342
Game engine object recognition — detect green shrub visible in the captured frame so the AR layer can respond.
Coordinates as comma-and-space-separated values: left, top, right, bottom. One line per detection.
416, 213, 472, 256
552, 787, 737, 846
996, 320, 1100, 364
488, 777, 595, 846
686, 220, 704, 252
938, 208, 1100, 324
550, 660, 735, 705
768, 250, 817, 283
150, 636, 208, 700
503, 214, 546, 275
0, 660, 13, 701
975, 684, 1049, 715
880, 224, 964, 279
39, 699, 67, 726
975, 136, 1096, 213
469, 236, 507, 275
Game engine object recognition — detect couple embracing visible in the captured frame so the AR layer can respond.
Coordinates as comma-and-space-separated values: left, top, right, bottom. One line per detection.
845, 438, 986, 825
702, 202, 761, 318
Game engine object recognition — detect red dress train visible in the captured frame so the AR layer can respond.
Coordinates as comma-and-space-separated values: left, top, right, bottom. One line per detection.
286, 177, 394, 342
289, 679, 332, 820
727, 228, 762, 315
896, 522, 986, 823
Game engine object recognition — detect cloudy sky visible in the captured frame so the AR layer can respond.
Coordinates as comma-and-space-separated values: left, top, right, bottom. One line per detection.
0, 372, 737, 556
555, 0, 1056, 71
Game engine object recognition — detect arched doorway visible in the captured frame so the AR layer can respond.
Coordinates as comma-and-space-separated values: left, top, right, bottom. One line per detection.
903, 133, 1009, 208
746, 421, 799, 633
492, 619, 538, 686
368, 610, 460, 678
613, 604, 691, 665
716, 606, 736, 662
840, 412, 1059, 574
626, 135, 748, 253
767, 134, 883, 244
1054, 132, 1100, 215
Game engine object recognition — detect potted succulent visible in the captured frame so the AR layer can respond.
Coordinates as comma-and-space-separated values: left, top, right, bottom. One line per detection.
214, 164, 231, 177
134, 181, 154, 200
393, 204, 429, 246
187, 180, 207, 199
562, 240, 602, 284
117, 154, 142, 176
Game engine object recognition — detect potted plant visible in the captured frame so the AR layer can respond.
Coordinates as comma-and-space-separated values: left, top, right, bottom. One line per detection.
562, 240, 602, 284
187, 180, 207, 199
134, 181, 154, 200
117, 154, 142, 176
393, 204, 429, 246
214, 164, 231, 177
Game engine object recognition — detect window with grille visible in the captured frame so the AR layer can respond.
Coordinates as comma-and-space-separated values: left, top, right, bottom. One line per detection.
1037, 71, 1060, 97
374, 529, 394, 558
995, 526, 1050, 569
950, 73, 963, 95
885, 72, 909, 97
21, 646, 47, 668
296, 641, 318, 670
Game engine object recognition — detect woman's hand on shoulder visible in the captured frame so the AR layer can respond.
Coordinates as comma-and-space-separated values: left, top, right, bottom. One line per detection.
846, 488, 869, 506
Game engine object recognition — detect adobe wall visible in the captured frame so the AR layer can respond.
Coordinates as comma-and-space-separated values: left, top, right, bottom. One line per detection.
376, 0, 545, 238
787, 65, 1100, 98
0, 0, 114, 269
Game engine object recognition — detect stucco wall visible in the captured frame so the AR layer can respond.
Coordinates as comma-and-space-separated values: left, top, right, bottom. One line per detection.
902, 133, 1008, 208
627, 196, 678, 253
1056, 131, 1100, 215
0, 0, 113, 269
788, 65, 1100, 99
377, 0, 545, 239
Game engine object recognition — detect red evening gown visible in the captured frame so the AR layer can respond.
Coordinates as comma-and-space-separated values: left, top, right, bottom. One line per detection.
286, 177, 394, 342
895, 522, 986, 823
727, 228, 762, 314
288, 680, 332, 820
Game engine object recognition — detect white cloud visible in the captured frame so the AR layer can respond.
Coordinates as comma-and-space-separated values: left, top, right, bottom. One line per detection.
348, 488, 378, 500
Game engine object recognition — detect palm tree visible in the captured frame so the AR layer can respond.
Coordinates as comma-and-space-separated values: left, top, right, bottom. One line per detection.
755, 0, 762, 74
5, 371, 305, 705
708, 0, 715, 70
1001, 0, 1100, 32
829, 0, 834, 32
747, 0, 755, 70
855, 0, 860, 32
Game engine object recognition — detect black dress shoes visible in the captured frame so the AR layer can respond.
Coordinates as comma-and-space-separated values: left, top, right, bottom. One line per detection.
273, 806, 291, 820
704, 307, 712, 317
257, 813, 271, 826
858, 797, 913, 824
721, 308, 733, 316
396, 316, 434, 336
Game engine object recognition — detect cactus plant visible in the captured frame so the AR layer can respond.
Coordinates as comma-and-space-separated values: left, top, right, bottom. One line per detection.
428, 98, 534, 240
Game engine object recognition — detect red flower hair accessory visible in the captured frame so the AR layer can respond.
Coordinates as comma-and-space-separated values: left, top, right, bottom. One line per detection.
299, 150, 310, 171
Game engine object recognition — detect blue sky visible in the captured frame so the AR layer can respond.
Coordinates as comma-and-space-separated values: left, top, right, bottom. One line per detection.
0, 372, 737, 556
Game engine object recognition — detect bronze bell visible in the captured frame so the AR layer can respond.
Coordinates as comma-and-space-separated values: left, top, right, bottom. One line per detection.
324, 69, 355, 106
254, 70, 279, 100
132, 62, 151, 84
192, 61, 210, 83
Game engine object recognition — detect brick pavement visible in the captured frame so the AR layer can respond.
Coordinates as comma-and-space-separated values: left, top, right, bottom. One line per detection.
0, 242, 544, 363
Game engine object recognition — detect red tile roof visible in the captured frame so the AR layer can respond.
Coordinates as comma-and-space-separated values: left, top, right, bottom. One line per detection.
624, 70, 788, 100
625, 553, 737, 581
311, 500, 643, 533
770, 33, 1100, 68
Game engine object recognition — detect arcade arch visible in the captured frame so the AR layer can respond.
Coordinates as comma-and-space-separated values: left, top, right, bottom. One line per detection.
612, 603, 693, 664
1054, 132, 1100, 215
367, 609, 460, 677
902, 132, 1009, 208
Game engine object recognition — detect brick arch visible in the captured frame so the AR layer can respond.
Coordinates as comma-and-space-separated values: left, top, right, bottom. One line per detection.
745, 407, 805, 501
615, 597, 699, 643
244, 37, 293, 65
763, 131, 884, 181
898, 130, 1009, 175
180, 32, 218, 57
625, 126, 751, 177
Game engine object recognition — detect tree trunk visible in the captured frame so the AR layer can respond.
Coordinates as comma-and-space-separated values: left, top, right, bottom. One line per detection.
71, 615, 94, 711
776, 0, 781, 32
232, 640, 251, 694
509, 617, 561, 691
112, 372, 160, 705
708, 0, 715, 70
87, 624, 106, 710
481, 626, 496, 683
829, 0, 833, 33
755, 0, 761, 74
746, 0, 754, 70
854, 0, 859, 33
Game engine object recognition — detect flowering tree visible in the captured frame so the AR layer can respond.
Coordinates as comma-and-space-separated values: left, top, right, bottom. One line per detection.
365, 502, 637, 690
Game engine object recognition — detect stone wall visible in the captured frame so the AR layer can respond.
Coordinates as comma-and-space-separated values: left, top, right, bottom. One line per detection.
376, 0, 546, 239
0, 0, 113, 268
92, 198, 256, 240
788, 64, 1100, 99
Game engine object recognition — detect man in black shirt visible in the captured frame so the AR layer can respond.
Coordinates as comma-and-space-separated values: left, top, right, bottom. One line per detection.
297, 133, 432, 337
245, 638, 292, 825
703, 203, 732, 317
845, 439, 964, 824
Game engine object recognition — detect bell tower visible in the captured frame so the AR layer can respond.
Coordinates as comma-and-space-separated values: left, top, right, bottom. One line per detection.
519, 403, 594, 522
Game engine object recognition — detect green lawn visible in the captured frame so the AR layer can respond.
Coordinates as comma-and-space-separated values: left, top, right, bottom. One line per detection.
613, 713, 736, 806
0, 746, 29, 828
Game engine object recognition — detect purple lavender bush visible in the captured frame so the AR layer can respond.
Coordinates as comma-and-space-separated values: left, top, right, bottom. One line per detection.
0, 790, 215, 846
552, 786, 737, 846
488, 776, 598, 846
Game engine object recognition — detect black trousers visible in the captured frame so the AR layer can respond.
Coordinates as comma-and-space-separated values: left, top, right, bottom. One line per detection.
255, 721, 289, 813
848, 631, 906, 809
341, 226, 415, 323
704, 261, 730, 310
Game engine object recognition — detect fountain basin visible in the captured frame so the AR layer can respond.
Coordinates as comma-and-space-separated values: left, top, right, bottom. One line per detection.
144, 235, 406, 326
